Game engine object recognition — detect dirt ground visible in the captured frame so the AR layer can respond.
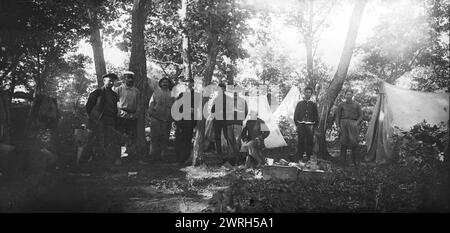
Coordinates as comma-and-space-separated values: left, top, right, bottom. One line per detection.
1, 141, 306, 213
0, 106, 337, 212
1, 154, 240, 212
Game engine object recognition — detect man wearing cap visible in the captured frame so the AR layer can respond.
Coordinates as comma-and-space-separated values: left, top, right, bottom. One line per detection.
148, 77, 174, 161
85, 73, 120, 164
294, 87, 319, 162
114, 71, 140, 163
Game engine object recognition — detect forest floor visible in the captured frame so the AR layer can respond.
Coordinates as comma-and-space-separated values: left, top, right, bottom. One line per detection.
2, 134, 338, 212
0, 105, 349, 212
1, 149, 297, 212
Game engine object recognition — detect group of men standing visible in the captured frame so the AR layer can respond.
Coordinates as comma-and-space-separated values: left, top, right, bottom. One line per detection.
85, 72, 140, 165
293, 87, 363, 166
83, 71, 363, 167
83, 72, 218, 166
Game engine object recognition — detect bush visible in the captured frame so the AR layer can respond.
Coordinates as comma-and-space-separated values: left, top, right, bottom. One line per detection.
52, 107, 87, 165
393, 121, 448, 167
278, 116, 296, 146
221, 121, 449, 212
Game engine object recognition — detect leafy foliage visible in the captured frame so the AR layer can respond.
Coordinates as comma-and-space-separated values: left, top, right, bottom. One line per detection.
355, 0, 449, 91
393, 121, 448, 168
216, 122, 449, 212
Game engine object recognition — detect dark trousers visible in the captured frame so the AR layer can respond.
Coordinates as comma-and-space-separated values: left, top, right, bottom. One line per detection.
340, 145, 359, 166
296, 124, 314, 159
175, 121, 195, 162
85, 116, 120, 162
214, 120, 239, 158
117, 117, 137, 158
150, 117, 171, 159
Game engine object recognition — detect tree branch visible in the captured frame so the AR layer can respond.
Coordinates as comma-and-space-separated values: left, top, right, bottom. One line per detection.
149, 58, 182, 67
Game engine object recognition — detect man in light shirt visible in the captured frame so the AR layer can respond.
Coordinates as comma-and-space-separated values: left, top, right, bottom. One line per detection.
148, 77, 174, 161
336, 89, 362, 167
114, 71, 140, 164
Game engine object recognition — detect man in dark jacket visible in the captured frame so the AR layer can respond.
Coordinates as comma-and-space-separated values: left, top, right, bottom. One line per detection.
294, 87, 319, 162
239, 111, 270, 168
85, 73, 120, 164
175, 78, 201, 164
212, 79, 247, 165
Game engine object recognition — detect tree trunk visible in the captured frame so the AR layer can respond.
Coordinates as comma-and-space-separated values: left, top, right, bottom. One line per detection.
129, 0, 149, 157
191, 14, 219, 166
87, 1, 107, 88
316, 0, 367, 159
305, 0, 314, 88
226, 58, 236, 84
180, 0, 192, 81
305, 35, 314, 88
0, 89, 10, 143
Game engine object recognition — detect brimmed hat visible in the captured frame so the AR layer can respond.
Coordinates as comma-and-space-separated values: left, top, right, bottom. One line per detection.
123, 71, 135, 79
158, 77, 173, 88
102, 73, 118, 80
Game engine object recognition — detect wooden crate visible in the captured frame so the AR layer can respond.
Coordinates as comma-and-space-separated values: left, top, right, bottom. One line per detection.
261, 165, 300, 181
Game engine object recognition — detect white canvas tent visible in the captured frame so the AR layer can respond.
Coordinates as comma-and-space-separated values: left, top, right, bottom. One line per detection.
204, 91, 287, 149
273, 86, 301, 128
244, 95, 288, 148
365, 81, 449, 164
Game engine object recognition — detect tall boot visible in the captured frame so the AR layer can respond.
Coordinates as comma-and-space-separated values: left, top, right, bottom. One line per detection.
215, 140, 223, 155
351, 147, 359, 167
340, 146, 348, 167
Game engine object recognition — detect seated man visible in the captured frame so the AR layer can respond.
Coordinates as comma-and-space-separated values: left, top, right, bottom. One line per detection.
239, 111, 270, 168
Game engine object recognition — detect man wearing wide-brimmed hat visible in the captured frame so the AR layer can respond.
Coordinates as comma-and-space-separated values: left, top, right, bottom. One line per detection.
148, 76, 174, 161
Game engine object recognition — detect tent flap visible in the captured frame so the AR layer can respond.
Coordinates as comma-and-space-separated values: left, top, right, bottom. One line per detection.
365, 81, 449, 163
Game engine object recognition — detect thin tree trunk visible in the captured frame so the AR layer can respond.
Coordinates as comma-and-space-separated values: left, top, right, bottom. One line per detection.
191, 13, 219, 166
129, 0, 149, 157
305, 0, 314, 88
316, 0, 367, 159
305, 35, 314, 87
227, 58, 236, 84
180, 0, 192, 81
0, 89, 10, 143
87, 1, 107, 88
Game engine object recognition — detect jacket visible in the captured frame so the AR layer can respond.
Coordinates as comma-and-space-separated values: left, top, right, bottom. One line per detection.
294, 100, 319, 126
148, 88, 174, 121
240, 118, 270, 143
86, 87, 119, 123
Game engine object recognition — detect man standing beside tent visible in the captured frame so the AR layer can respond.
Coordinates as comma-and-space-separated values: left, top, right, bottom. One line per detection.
294, 87, 319, 162
336, 89, 362, 167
